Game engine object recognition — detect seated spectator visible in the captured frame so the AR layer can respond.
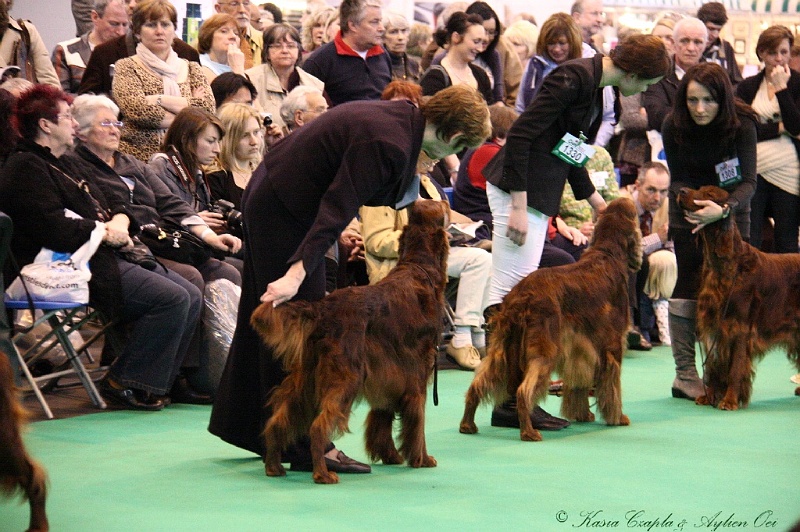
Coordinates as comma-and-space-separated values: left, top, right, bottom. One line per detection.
210, 72, 257, 108
197, 13, 246, 84
0, 0, 59, 87
247, 23, 324, 136
383, 12, 421, 82
278, 85, 328, 136
502, 19, 539, 74
0, 75, 33, 98
52, 0, 130, 94
558, 145, 620, 238
619, 162, 676, 346
361, 153, 492, 370
78, 0, 201, 97
65, 93, 243, 400
112, 0, 215, 160
213, 0, 263, 70
258, 3, 282, 28
206, 102, 264, 234
0, 85, 202, 410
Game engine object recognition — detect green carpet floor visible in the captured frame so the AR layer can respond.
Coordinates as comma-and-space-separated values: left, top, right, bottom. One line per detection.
2, 345, 799, 531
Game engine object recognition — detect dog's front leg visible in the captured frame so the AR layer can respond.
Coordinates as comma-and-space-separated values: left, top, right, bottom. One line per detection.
25, 459, 49, 532
399, 391, 436, 467
517, 359, 545, 442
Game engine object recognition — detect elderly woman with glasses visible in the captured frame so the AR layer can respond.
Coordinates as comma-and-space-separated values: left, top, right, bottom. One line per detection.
0, 85, 203, 410
245, 23, 326, 137
112, 0, 215, 161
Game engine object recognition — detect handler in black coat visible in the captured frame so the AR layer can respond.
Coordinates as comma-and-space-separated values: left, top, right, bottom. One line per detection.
208, 85, 491, 472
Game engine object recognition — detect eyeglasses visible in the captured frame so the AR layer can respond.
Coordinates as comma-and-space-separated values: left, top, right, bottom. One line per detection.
268, 42, 299, 51
56, 112, 74, 123
99, 120, 124, 128
221, 1, 251, 8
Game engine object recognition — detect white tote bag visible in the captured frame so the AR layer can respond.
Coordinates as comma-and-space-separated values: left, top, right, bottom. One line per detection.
6, 221, 105, 304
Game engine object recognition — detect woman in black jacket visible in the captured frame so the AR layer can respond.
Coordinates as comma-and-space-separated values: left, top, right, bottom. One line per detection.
0, 85, 202, 410
735, 25, 800, 253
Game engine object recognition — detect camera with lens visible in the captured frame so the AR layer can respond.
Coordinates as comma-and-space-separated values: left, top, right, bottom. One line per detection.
262, 113, 273, 128
210, 199, 243, 229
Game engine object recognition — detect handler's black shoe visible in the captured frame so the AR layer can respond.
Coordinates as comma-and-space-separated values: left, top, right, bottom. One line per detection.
291, 449, 371, 474
491, 402, 570, 431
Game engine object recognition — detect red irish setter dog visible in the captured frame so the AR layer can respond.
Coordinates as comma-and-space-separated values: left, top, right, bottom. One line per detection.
460, 198, 642, 442
678, 185, 800, 409
0, 354, 48, 531
251, 200, 449, 484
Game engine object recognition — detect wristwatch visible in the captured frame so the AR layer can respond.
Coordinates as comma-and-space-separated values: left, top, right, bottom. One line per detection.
156, 95, 163, 107
721, 204, 731, 218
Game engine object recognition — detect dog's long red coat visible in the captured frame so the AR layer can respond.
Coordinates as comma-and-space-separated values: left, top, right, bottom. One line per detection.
679, 185, 800, 409
251, 200, 450, 484
460, 197, 642, 442
0, 353, 48, 531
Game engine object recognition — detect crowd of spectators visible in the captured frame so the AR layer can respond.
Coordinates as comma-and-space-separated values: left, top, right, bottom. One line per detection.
1, 0, 798, 453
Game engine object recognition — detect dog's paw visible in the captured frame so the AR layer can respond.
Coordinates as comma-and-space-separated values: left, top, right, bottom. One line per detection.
459, 421, 478, 434
617, 414, 630, 426
409, 454, 437, 468
574, 411, 595, 423
265, 463, 286, 477
380, 450, 403, 465
717, 400, 739, 411
695, 394, 711, 406
520, 428, 542, 442
313, 470, 340, 484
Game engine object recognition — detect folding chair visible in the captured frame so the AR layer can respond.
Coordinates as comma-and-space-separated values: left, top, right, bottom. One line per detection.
1, 211, 110, 418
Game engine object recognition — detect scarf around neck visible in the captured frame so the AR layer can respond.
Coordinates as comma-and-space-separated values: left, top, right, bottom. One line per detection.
136, 42, 186, 97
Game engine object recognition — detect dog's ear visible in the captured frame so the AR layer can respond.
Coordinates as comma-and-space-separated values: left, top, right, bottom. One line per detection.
698, 185, 730, 206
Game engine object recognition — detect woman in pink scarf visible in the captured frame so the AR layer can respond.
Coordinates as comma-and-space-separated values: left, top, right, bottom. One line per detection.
112, 0, 214, 161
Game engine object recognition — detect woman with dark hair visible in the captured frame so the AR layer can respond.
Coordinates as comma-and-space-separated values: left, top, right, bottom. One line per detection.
420, 12, 494, 104
246, 23, 324, 134
149, 106, 242, 284
464, 1, 516, 106
112, 0, 215, 161
662, 62, 757, 400
515, 12, 583, 113
736, 25, 800, 253
210, 72, 257, 108
0, 85, 202, 410
482, 34, 670, 428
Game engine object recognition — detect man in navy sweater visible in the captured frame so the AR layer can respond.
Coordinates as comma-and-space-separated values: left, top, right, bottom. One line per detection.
302, 0, 391, 106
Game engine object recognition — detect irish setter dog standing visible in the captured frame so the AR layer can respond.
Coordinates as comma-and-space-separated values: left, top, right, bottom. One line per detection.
0, 354, 48, 531
678, 185, 800, 409
460, 198, 642, 442
252, 200, 449, 484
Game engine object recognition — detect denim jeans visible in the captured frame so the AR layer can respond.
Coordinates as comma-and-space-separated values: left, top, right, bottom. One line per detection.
109, 258, 202, 395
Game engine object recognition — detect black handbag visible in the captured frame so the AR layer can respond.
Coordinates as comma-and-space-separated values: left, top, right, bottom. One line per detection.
138, 222, 212, 267
116, 238, 161, 271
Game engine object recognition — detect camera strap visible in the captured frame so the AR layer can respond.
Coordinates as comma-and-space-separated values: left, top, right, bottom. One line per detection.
165, 145, 211, 209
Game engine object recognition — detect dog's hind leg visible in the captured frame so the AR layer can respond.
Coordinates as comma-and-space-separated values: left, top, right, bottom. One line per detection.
460, 357, 498, 434
516, 358, 547, 442
562, 386, 594, 423
399, 391, 436, 468
595, 350, 629, 426
365, 409, 402, 465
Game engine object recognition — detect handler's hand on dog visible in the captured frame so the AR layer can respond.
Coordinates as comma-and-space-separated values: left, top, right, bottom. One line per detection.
686, 199, 725, 233
262, 261, 306, 307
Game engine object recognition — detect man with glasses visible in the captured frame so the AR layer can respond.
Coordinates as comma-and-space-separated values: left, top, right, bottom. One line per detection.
279, 85, 328, 133
54, 0, 130, 94
302, 0, 391, 106
623, 162, 676, 348
214, 0, 263, 69
642, 17, 708, 133
78, 0, 199, 96
696, 1, 742, 86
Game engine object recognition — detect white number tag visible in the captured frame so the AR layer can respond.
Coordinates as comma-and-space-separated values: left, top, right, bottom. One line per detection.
552, 132, 596, 167
715, 157, 742, 187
